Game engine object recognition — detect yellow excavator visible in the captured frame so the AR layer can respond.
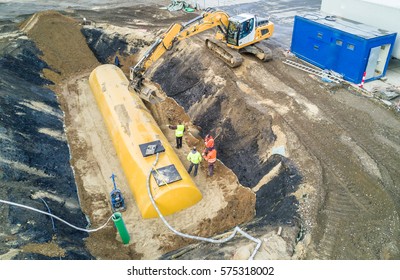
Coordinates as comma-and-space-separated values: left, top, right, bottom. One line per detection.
129, 8, 274, 103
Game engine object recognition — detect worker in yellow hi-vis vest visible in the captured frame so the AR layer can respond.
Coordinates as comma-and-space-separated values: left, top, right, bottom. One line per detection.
187, 147, 202, 177
168, 120, 185, 149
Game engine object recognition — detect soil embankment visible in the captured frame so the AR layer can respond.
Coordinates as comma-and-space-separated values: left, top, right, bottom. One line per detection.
20, 11, 99, 84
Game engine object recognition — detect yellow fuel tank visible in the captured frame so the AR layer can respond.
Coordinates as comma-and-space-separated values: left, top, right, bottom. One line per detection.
89, 64, 202, 219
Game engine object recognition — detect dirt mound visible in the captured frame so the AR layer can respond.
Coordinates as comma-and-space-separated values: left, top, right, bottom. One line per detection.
21, 11, 99, 84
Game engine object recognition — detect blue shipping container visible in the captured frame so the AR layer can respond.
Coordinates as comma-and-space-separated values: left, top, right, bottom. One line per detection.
291, 13, 397, 84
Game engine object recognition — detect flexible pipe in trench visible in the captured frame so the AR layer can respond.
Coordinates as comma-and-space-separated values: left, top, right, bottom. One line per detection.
0, 199, 113, 233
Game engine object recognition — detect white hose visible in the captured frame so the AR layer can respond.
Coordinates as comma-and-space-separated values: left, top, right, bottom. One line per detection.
147, 153, 262, 260
0, 199, 114, 233
0, 153, 263, 259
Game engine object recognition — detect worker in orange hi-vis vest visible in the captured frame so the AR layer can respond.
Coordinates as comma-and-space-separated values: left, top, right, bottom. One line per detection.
203, 146, 217, 176
203, 134, 214, 156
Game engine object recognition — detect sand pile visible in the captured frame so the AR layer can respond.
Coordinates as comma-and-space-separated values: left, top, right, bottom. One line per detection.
20, 11, 99, 84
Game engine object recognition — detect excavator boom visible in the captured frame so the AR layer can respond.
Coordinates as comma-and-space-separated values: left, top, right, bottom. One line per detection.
176, 10, 230, 41
130, 9, 230, 80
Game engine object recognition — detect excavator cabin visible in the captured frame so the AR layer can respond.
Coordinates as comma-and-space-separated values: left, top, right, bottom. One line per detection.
226, 13, 273, 49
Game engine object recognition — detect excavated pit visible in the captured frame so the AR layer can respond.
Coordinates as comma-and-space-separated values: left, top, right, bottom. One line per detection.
0, 6, 304, 260
150, 43, 303, 247
4, 9, 269, 260
2, 4, 300, 259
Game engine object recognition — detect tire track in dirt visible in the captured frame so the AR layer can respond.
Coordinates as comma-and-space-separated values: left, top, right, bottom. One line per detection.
261, 60, 400, 259
227, 55, 398, 259
274, 115, 393, 259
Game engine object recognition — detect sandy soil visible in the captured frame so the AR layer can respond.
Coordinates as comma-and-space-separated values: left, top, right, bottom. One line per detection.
20, 11, 99, 84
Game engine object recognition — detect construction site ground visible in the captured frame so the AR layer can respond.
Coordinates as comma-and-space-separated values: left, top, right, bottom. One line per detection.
0, 1, 399, 260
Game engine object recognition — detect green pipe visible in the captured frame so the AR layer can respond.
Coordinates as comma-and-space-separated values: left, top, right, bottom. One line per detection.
112, 212, 130, 244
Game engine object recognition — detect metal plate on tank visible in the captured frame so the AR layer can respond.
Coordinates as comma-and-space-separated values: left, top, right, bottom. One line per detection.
139, 140, 165, 157
151, 164, 182, 186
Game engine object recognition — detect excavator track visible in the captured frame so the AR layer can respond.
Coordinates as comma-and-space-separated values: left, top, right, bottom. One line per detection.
205, 38, 243, 68
254, 42, 273, 61
241, 42, 273, 62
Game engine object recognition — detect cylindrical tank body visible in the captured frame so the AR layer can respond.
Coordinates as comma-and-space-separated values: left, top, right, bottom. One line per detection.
89, 64, 202, 219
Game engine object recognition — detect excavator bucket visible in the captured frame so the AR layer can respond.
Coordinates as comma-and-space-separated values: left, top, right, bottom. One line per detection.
128, 78, 164, 104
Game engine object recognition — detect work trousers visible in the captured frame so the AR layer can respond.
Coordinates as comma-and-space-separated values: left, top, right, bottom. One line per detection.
188, 162, 199, 176
176, 136, 182, 149
208, 162, 215, 176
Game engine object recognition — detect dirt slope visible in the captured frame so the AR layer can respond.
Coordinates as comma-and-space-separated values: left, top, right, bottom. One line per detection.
150, 36, 400, 259
20, 11, 99, 83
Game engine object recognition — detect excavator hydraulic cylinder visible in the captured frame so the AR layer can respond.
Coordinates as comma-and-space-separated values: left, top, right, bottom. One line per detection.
89, 64, 202, 219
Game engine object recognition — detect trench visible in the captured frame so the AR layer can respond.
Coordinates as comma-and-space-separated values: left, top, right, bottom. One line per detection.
81, 22, 303, 258
151, 48, 302, 227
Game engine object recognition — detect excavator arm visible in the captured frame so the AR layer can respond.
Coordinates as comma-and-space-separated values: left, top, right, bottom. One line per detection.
130, 9, 230, 80
176, 10, 230, 41
129, 9, 231, 103
130, 23, 183, 79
